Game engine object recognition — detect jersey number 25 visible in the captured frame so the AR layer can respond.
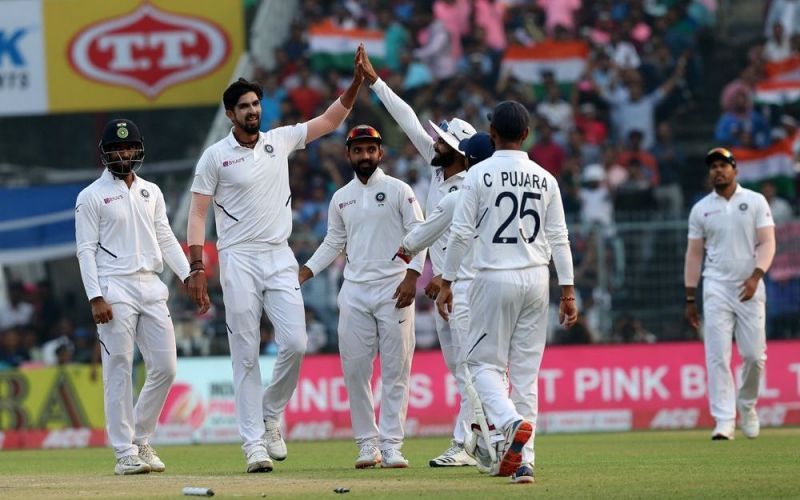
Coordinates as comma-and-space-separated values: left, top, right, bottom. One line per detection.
492, 191, 541, 244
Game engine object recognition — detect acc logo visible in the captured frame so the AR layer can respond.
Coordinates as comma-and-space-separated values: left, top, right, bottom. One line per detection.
68, 4, 231, 98
265, 144, 274, 153
140, 188, 150, 199
449, 186, 458, 193
739, 203, 748, 211
375, 192, 386, 202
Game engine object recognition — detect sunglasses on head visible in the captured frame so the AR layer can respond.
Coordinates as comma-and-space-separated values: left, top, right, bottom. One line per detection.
346, 126, 382, 145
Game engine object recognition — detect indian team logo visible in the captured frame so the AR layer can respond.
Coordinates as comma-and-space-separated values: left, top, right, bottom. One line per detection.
265, 144, 274, 153
739, 203, 748, 211
117, 126, 129, 139
375, 192, 386, 202
449, 186, 458, 192
140, 188, 150, 199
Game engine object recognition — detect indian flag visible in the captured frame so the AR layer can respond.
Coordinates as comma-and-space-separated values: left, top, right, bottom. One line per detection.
500, 41, 589, 84
731, 135, 798, 197
308, 20, 385, 73
755, 57, 800, 105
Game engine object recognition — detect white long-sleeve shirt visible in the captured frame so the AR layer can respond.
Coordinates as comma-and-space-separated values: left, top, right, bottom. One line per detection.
370, 77, 465, 275
403, 191, 474, 281
75, 170, 190, 300
305, 168, 426, 283
442, 150, 574, 285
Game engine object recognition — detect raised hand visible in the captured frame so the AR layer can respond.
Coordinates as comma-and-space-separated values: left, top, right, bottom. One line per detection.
358, 45, 379, 84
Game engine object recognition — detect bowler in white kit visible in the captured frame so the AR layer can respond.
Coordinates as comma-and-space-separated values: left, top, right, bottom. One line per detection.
684, 147, 775, 440
436, 101, 578, 483
299, 125, 426, 469
186, 57, 364, 473
75, 119, 205, 475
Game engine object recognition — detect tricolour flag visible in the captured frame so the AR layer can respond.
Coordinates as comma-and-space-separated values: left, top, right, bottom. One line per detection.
308, 21, 385, 72
731, 135, 797, 196
755, 57, 800, 105
500, 41, 589, 84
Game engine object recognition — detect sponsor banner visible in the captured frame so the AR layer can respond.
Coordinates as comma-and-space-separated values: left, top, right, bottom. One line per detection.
0, 0, 48, 116
43, 0, 242, 113
308, 20, 385, 72
500, 41, 589, 84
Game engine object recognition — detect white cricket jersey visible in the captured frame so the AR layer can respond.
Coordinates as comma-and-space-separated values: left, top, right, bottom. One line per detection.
191, 124, 307, 251
688, 184, 774, 282
403, 190, 474, 281
75, 170, 190, 300
443, 150, 574, 285
370, 77, 464, 274
304, 168, 427, 283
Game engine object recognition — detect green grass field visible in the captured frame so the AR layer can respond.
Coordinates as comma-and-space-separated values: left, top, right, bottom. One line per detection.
2, 429, 799, 498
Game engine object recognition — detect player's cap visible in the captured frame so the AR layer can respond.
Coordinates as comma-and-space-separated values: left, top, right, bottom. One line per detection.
464, 132, 495, 165
429, 118, 477, 156
100, 119, 143, 146
487, 101, 530, 141
705, 147, 736, 168
582, 163, 606, 183
346, 124, 382, 147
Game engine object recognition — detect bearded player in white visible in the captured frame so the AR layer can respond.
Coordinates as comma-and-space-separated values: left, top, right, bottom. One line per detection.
684, 147, 775, 440
76, 119, 208, 475
437, 101, 578, 484
186, 51, 364, 472
299, 125, 426, 469
357, 46, 479, 468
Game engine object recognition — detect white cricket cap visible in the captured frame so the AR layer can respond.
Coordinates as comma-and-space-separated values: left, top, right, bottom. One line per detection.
429, 118, 477, 156
582, 163, 606, 183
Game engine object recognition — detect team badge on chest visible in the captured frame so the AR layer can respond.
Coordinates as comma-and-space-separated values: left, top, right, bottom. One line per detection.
739, 203, 748, 211
140, 188, 150, 199
376, 192, 386, 202
265, 144, 274, 153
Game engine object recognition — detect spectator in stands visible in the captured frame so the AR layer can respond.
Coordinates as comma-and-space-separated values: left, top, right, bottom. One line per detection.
602, 146, 628, 192
433, 0, 471, 63
650, 121, 686, 217
258, 72, 287, 132
537, 0, 580, 35
0, 282, 34, 331
537, 83, 573, 144
579, 164, 613, 228
474, 0, 507, 70
529, 120, 566, 176
765, 0, 800, 37
574, 102, 608, 145
283, 23, 309, 60
288, 65, 323, 120
761, 180, 795, 223
611, 313, 656, 343
714, 90, 771, 148
0, 328, 30, 368
566, 127, 601, 167
380, 10, 410, 73
618, 129, 660, 187
765, 21, 792, 62
606, 29, 641, 69
614, 158, 657, 220
413, 10, 457, 81
34, 280, 61, 341
720, 64, 758, 114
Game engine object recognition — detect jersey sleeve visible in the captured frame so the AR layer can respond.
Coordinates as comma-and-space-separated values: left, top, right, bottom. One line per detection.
755, 194, 775, 228
153, 185, 191, 282
305, 196, 347, 276
543, 180, 574, 286
272, 122, 307, 152
442, 170, 479, 281
370, 78, 436, 164
402, 192, 456, 254
74, 190, 102, 300
687, 204, 704, 239
399, 182, 427, 274
191, 148, 218, 195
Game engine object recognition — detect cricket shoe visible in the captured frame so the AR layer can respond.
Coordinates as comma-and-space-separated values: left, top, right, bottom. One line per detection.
263, 420, 287, 461
246, 446, 274, 473
739, 407, 760, 439
711, 420, 735, 441
495, 419, 533, 477
114, 454, 151, 475
355, 445, 381, 469
465, 423, 504, 474
137, 443, 165, 472
511, 464, 535, 484
429, 440, 477, 467
380, 448, 409, 468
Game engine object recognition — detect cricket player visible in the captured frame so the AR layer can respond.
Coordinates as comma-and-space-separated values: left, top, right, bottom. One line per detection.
186, 52, 364, 472
436, 101, 578, 483
75, 119, 204, 475
299, 124, 426, 469
684, 147, 775, 440
357, 47, 479, 467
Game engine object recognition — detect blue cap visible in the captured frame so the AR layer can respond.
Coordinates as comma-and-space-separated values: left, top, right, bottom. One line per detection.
464, 132, 494, 165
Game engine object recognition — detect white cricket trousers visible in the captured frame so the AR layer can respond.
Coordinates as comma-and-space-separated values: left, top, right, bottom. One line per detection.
97, 273, 176, 459
337, 275, 415, 450
444, 279, 474, 444
219, 245, 307, 456
465, 266, 549, 466
702, 278, 767, 423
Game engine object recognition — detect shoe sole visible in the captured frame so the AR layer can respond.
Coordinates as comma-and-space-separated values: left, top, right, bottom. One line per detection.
115, 466, 151, 475
512, 476, 535, 484
147, 465, 165, 473
355, 461, 379, 469
429, 459, 475, 467
380, 463, 409, 468
246, 461, 274, 473
497, 421, 533, 477
711, 434, 733, 440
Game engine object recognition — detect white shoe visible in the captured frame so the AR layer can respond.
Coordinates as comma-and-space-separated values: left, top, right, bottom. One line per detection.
115, 454, 151, 475
380, 448, 409, 468
740, 408, 760, 439
264, 420, 287, 461
137, 443, 165, 472
429, 440, 477, 467
711, 420, 735, 440
246, 446, 274, 473
355, 445, 381, 469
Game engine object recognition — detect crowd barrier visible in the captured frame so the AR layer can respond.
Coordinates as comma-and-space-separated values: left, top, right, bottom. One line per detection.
2, 341, 799, 449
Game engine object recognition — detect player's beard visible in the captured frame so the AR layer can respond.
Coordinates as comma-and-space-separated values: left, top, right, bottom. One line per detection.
238, 112, 261, 134
352, 158, 379, 179
431, 148, 457, 167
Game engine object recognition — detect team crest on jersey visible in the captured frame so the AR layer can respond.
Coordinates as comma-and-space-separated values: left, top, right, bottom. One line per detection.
140, 188, 150, 199
376, 192, 386, 202
265, 144, 274, 153
739, 203, 748, 211
449, 186, 458, 193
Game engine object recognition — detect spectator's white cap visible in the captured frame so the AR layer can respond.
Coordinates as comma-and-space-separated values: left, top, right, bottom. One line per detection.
582, 163, 606, 183
429, 118, 477, 155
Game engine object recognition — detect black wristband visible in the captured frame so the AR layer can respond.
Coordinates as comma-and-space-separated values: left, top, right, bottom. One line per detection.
686, 298, 696, 303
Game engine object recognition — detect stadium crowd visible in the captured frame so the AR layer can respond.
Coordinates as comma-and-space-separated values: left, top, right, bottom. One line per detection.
2, 0, 799, 368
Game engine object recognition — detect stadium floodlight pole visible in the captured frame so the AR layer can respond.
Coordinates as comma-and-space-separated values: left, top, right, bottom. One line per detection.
463, 364, 497, 462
